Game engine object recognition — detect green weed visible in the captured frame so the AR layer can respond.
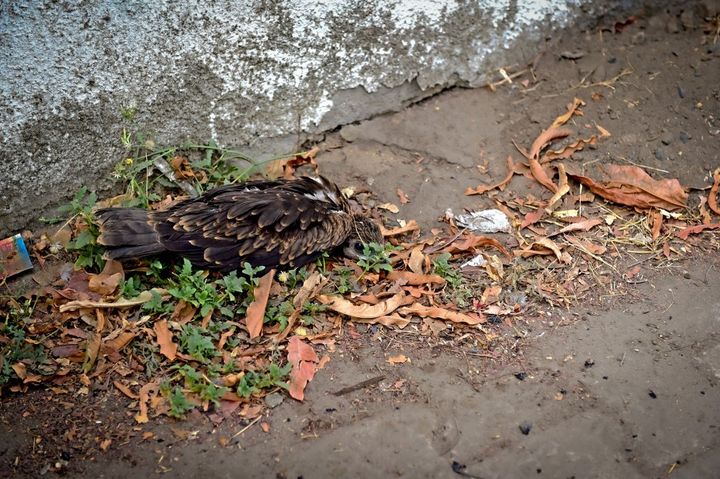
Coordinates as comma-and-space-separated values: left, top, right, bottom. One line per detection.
59, 187, 105, 271
357, 242, 399, 274
237, 362, 291, 398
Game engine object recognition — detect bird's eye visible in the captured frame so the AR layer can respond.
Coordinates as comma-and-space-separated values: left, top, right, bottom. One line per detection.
354, 242, 364, 252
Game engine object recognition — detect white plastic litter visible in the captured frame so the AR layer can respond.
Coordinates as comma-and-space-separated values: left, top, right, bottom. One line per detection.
453, 208, 511, 233
461, 254, 487, 269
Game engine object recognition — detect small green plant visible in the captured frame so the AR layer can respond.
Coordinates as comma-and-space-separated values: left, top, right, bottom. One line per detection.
357, 242, 398, 274
432, 253, 473, 308
174, 364, 228, 406
300, 301, 326, 326
120, 276, 143, 298
59, 187, 105, 271
332, 266, 354, 294
142, 290, 173, 314
166, 385, 196, 418
0, 300, 45, 387
236, 362, 291, 398
264, 299, 295, 331
168, 259, 224, 317
120, 105, 137, 121
178, 325, 218, 363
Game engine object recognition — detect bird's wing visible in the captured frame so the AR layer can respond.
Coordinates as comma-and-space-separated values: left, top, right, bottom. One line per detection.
153, 178, 353, 270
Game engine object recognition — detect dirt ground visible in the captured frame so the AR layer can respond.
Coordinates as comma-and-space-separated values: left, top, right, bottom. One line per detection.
2, 4, 720, 478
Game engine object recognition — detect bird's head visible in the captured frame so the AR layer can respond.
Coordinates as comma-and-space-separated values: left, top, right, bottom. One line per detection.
342, 216, 384, 259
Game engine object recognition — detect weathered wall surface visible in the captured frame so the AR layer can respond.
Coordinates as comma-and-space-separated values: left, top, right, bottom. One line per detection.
1, 0, 653, 233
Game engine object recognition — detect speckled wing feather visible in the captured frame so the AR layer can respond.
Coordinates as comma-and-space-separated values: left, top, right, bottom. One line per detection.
151, 176, 353, 271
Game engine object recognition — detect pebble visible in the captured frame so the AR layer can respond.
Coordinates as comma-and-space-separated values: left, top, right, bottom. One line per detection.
631, 31, 646, 45
660, 131, 673, 145
677, 85, 686, 98
264, 392, 285, 409
666, 16, 680, 33
680, 10, 694, 29
519, 421, 533, 435
655, 148, 668, 161
620, 133, 640, 145
679, 131, 691, 143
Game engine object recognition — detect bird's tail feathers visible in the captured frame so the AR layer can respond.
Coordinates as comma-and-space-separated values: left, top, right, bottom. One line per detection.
96, 208, 166, 260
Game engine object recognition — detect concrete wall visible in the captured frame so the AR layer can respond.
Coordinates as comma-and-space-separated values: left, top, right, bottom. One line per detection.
1, 0, 645, 234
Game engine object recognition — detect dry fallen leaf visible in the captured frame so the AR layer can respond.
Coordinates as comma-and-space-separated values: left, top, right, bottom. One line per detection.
287, 336, 319, 401
441, 233, 511, 258
317, 293, 411, 319
408, 246, 425, 274
548, 218, 603, 237
396, 189, 410, 204
400, 303, 485, 325
709, 169, 720, 215
566, 164, 688, 211
387, 354, 409, 364
465, 155, 517, 196
245, 269, 275, 339
378, 202, 400, 214
676, 223, 720, 240
59, 288, 167, 312
88, 260, 124, 296
550, 98, 585, 128
650, 209, 663, 241
153, 320, 177, 361
99, 439, 112, 452
135, 382, 159, 424
381, 220, 420, 237
260, 421, 271, 433
113, 380, 139, 399
386, 270, 445, 286
352, 313, 412, 329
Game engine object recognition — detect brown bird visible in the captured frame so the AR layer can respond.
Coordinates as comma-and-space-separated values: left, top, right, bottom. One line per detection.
96, 176, 383, 272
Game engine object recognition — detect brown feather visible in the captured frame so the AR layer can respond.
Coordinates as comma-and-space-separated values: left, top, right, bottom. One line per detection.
97, 176, 380, 272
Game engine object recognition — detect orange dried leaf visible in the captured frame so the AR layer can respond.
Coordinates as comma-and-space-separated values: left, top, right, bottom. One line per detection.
520, 209, 545, 230
387, 354, 409, 364
442, 233, 511, 258
650, 209, 663, 241
541, 136, 597, 164
550, 98, 585, 128
105, 331, 136, 352
386, 270, 445, 286
396, 189, 410, 204
676, 223, 720, 240
381, 220, 420, 237
113, 380, 139, 399
566, 164, 687, 211
135, 382, 159, 424
351, 314, 412, 329
153, 320, 177, 362
528, 127, 573, 161
529, 156, 558, 193
549, 218, 603, 236
260, 422, 271, 433
245, 269, 275, 339
317, 293, 410, 319
287, 336, 319, 401
100, 439, 112, 452
709, 169, 720, 215
465, 155, 517, 196
408, 246, 425, 274
400, 303, 485, 325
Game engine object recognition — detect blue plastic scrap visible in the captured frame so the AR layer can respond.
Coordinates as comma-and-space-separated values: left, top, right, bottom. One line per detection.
0, 234, 33, 280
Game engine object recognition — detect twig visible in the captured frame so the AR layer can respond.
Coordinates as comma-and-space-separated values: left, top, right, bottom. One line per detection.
232, 416, 262, 438
332, 375, 385, 396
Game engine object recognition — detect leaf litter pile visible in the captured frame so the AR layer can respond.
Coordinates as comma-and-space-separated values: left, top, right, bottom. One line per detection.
2, 99, 720, 440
